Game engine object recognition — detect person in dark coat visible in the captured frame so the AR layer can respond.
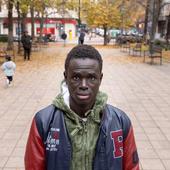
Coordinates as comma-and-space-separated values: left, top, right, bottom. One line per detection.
78, 30, 85, 44
21, 31, 32, 60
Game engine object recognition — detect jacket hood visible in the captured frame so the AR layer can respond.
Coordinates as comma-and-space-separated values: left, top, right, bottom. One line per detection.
52, 80, 108, 125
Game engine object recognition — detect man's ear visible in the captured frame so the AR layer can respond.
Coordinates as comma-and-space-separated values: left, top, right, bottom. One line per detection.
64, 71, 67, 83
100, 73, 103, 82
64, 71, 66, 78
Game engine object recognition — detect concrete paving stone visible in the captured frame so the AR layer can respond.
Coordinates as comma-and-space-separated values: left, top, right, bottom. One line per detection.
136, 140, 153, 149
0, 147, 14, 157
139, 120, 158, 128
0, 157, 8, 168
155, 149, 170, 159
165, 134, 170, 141
16, 139, 27, 148
133, 126, 145, 133
156, 120, 170, 128
11, 120, 29, 127
7, 127, 25, 134
146, 132, 167, 141
150, 140, 170, 150
162, 160, 170, 170
135, 113, 152, 121
135, 133, 149, 141
138, 148, 159, 159
152, 115, 169, 121
140, 159, 165, 170
143, 127, 163, 134
1, 114, 20, 121
3, 169, 24, 170
11, 147, 25, 157
5, 156, 24, 168
2, 133, 22, 140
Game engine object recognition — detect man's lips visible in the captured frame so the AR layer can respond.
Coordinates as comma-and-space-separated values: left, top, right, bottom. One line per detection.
77, 94, 90, 100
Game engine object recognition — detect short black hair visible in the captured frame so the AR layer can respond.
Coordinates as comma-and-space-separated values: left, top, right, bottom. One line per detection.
5, 55, 11, 61
65, 45, 103, 72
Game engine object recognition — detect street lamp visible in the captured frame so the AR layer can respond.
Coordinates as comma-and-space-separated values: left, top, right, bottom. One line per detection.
120, 0, 125, 35
78, 0, 81, 28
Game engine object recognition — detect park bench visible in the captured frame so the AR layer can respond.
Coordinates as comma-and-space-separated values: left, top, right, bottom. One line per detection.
144, 46, 162, 65
39, 41, 49, 48
0, 48, 7, 59
132, 43, 142, 56
121, 42, 130, 52
32, 42, 40, 52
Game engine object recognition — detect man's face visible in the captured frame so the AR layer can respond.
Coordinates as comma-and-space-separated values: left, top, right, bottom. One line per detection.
64, 58, 103, 108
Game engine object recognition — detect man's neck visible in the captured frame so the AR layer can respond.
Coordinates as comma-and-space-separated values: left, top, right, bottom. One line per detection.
70, 102, 94, 118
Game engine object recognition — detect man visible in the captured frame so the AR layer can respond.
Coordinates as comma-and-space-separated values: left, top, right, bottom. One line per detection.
79, 30, 85, 44
61, 32, 67, 47
25, 45, 139, 170
21, 31, 32, 60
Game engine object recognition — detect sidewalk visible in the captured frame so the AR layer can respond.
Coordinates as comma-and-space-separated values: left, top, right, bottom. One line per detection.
56, 34, 114, 45
0, 44, 170, 170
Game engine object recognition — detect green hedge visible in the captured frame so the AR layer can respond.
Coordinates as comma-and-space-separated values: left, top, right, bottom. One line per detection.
154, 39, 170, 50
0, 35, 8, 42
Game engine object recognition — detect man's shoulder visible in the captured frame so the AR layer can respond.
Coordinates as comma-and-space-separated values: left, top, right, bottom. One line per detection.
35, 104, 56, 121
105, 104, 127, 116
105, 104, 131, 137
105, 104, 131, 123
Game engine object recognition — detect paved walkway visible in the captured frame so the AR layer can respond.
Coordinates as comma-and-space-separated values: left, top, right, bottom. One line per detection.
0, 43, 170, 170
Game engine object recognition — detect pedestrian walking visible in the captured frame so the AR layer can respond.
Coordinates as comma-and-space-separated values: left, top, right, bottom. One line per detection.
21, 31, 32, 60
78, 30, 85, 44
25, 45, 139, 170
61, 32, 67, 47
1, 55, 16, 87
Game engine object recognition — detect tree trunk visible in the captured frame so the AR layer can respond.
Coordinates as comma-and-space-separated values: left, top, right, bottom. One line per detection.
143, 0, 150, 40
30, 5, 35, 40
39, 15, 45, 42
21, 13, 27, 33
150, 0, 162, 52
103, 26, 107, 46
150, 0, 161, 42
165, 15, 170, 49
16, 1, 21, 53
7, 0, 13, 50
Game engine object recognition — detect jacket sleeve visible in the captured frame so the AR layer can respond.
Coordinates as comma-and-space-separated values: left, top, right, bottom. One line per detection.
123, 125, 140, 170
25, 118, 46, 170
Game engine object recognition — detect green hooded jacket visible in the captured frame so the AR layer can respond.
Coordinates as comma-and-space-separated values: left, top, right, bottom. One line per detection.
53, 81, 108, 170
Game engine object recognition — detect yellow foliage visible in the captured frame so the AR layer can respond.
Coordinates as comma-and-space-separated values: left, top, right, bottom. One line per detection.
85, 0, 121, 29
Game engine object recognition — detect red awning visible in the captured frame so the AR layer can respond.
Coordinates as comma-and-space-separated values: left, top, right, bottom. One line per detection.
36, 28, 55, 34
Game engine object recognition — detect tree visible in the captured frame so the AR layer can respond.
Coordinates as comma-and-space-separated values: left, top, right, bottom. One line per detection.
7, 0, 14, 50
85, 0, 121, 45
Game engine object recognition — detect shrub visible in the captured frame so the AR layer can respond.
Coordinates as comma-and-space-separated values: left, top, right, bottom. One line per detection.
0, 34, 8, 42
154, 39, 170, 50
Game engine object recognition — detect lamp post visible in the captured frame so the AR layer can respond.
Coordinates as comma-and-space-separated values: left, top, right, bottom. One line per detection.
78, 0, 81, 28
120, 0, 125, 36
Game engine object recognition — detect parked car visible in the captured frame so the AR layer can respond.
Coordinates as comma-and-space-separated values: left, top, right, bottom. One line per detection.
13, 36, 21, 42
109, 29, 121, 39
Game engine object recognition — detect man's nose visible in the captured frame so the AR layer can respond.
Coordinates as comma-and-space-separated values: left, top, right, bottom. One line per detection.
80, 79, 88, 90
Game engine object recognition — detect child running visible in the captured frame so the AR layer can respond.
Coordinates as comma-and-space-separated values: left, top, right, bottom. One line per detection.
1, 55, 16, 86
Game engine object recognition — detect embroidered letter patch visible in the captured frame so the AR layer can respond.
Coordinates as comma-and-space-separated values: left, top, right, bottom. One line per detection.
46, 128, 60, 152
110, 130, 123, 158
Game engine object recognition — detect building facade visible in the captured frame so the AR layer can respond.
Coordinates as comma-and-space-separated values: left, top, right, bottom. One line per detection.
157, 0, 170, 39
0, 4, 78, 40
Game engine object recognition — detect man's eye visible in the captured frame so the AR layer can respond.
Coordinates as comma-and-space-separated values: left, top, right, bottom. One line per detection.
73, 76, 79, 80
90, 76, 96, 81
